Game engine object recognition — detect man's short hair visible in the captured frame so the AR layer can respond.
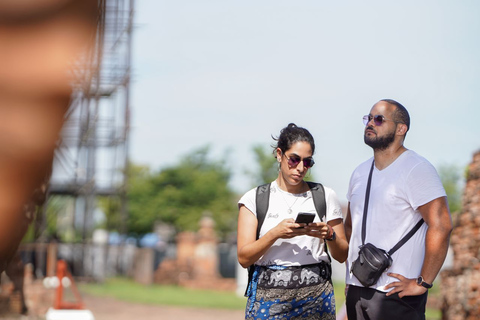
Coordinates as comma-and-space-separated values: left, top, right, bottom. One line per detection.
381, 99, 410, 133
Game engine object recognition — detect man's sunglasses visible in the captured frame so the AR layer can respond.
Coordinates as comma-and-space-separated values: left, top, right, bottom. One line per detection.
284, 153, 315, 169
363, 114, 396, 126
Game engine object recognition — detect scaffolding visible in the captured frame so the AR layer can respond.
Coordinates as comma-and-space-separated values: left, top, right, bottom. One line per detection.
46, 0, 134, 242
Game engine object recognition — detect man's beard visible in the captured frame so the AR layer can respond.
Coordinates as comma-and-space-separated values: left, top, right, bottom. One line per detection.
364, 129, 395, 151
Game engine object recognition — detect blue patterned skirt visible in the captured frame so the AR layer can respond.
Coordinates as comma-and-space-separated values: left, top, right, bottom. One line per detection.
245, 262, 335, 320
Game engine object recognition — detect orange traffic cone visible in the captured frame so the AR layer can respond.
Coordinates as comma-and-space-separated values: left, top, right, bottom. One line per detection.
45, 260, 95, 320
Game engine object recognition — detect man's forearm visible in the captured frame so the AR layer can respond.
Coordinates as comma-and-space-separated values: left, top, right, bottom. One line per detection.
420, 225, 452, 284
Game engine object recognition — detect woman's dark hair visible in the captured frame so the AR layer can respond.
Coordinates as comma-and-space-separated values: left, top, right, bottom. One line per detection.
272, 123, 315, 156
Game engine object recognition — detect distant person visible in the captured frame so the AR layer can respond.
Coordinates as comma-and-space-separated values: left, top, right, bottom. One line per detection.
344, 99, 453, 319
0, 0, 97, 275
237, 123, 348, 319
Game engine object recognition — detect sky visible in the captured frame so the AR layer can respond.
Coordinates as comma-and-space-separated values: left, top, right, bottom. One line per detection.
129, 1, 480, 205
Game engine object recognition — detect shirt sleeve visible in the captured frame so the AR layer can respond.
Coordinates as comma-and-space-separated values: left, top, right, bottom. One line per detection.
238, 187, 257, 217
405, 161, 447, 210
325, 187, 344, 222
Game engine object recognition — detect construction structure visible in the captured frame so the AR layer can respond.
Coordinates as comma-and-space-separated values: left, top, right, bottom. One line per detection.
35, 0, 134, 275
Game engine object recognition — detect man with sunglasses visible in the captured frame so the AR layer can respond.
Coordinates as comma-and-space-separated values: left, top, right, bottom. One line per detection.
344, 99, 453, 320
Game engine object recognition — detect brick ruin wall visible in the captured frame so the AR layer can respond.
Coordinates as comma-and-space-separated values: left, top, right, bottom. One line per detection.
154, 217, 236, 291
441, 151, 480, 320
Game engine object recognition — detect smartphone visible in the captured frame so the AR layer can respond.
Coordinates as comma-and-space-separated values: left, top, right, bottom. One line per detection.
295, 212, 315, 227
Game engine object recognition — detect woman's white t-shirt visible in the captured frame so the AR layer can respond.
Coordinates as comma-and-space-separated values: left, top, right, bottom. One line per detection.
238, 180, 344, 266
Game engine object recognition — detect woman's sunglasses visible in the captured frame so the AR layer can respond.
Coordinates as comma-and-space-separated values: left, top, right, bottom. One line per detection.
363, 114, 396, 126
284, 153, 315, 169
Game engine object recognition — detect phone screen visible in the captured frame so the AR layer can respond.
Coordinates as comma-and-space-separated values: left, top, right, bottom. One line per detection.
295, 212, 315, 225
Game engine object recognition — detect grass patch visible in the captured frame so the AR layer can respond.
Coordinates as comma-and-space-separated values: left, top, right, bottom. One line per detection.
80, 278, 348, 311
333, 281, 346, 308
426, 308, 441, 320
79, 278, 246, 310
80, 278, 441, 318
426, 283, 442, 320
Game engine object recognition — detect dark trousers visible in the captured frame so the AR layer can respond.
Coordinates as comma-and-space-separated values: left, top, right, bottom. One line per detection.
346, 285, 428, 320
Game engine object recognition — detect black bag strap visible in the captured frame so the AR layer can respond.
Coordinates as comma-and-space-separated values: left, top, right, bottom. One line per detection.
361, 161, 375, 245
306, 181, 331, 263
361, 160, 424, 253
306, 181, 326, 222
245, 182, 270, 296
388, 218, 424, 255
255, 183, 271, 239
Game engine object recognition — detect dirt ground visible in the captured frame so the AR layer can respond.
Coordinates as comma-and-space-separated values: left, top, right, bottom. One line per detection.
1, 278, 245, 320
0, 294, 245, 320
82, 294, 245, 320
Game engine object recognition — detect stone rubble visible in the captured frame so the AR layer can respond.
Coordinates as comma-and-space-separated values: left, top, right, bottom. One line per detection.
441, 151, 480, 320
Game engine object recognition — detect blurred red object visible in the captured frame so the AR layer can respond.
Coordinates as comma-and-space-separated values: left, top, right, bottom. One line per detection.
54, 260, 85, 310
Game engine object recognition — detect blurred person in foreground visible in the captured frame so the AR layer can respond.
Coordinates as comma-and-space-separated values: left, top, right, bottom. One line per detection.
344, 99, 453, 319
0, 0, 97, 275
237, 123, 348, 319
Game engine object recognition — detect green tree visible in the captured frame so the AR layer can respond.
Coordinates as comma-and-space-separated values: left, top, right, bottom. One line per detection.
23, 195, 74, 242
245, 144, 278, 186
438, 164, 463, 214
126, 147, 237, 238
98, 196, 122, 232
120, 163, 152, 234
98, 164, 151, 234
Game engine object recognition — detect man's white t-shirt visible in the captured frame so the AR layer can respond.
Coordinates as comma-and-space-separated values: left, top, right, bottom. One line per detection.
346, 150, 447, 292
238, 180, 344, 266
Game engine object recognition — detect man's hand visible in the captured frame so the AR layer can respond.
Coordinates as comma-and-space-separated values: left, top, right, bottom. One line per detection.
385, 272, 428, 297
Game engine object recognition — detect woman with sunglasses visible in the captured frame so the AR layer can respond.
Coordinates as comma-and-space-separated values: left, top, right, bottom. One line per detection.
237, 123, 348, 320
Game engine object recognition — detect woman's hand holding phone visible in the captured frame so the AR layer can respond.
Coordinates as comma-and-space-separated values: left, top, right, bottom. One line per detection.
295, 212, 315, 228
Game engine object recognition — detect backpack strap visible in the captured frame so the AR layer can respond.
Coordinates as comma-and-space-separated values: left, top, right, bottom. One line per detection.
306, 181, 331, 263
255, 183, 271, 239
306, 181, 326, 222
245, 182, 271, 297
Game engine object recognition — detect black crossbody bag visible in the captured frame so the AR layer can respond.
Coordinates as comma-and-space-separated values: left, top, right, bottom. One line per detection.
351, 160, 424, 287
